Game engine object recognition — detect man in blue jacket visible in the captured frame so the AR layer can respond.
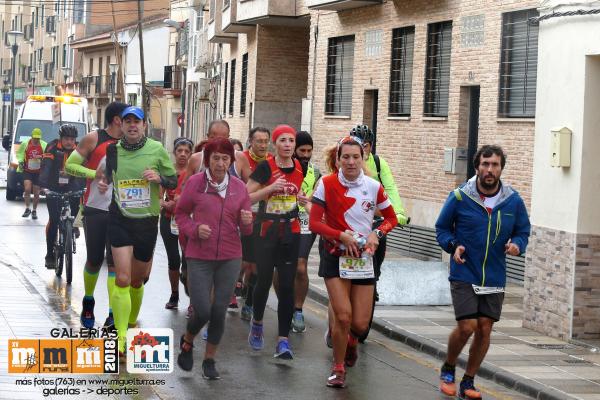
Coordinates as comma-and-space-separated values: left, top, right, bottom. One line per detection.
435, 145, 530, 400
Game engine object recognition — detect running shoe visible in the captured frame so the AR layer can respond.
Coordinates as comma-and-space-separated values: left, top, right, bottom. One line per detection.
240, 305, 253, 321
103, 313, 115, 331
324, 328, 333, 349
458, 378, 482, 400
439, 364, 457, 396
44, 255, 55, 270
22, 208, 31, 218
274, 338, 293, 360
31, 210, 37, 220
165, 293, 179, 309
80, 297, 95, 329
326, 367, 346, 388
227, 295, 239, 312
248, 321, 264, 351
186, 304, 193, 319
344, 342, 358, 367
291, 311, 306, 333
201, 328, 208, 341
177, 335, 194, 371
201, 358, 220, 380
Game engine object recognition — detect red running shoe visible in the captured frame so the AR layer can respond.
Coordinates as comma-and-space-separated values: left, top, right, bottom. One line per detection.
326, 367, 346, 388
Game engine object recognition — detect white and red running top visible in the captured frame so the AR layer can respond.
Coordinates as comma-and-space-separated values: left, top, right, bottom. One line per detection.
309, 171, 397, 243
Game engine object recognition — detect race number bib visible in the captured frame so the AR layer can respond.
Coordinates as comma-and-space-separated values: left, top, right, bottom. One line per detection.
299, 211, 310, 235
170, 216, 179, 235
265, 195, 296, 215
27, 159, 41, 171
118, 179, 151, 209
339, 255, 374, 279
472, 285, 505, 295
58, 171, 69, 185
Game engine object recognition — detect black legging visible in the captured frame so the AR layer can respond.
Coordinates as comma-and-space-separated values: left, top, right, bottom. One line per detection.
46, 195, 80, 257
159, 214, 186, 272
373, 219, 387, 281
252, 232, 300, 337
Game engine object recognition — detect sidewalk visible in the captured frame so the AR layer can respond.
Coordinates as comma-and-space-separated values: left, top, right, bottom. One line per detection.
306, 248, 600, 400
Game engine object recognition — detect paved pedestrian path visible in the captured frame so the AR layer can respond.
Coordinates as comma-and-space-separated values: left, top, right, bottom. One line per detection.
306, 247, 600, 400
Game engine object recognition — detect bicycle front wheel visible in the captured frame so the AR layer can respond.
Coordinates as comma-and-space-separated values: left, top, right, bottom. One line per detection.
64, 221, 73, 284
54, 228, 64, 278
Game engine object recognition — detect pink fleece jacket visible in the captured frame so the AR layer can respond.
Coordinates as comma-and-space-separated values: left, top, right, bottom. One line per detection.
175, 171, 252, 260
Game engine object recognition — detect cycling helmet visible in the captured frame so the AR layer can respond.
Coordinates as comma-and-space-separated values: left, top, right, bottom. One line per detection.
59, 124, 78, 138
349, 124, 374, 144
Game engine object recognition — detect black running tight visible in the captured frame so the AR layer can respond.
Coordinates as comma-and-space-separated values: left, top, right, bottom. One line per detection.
252, 233, 299, 337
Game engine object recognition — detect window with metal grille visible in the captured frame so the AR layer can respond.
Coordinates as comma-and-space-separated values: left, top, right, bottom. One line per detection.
209, 0, 216, 21
325, 35, 355, 116
222, 62, 228, 116
240, 53, 248, 116
229, 58, 236, 116
498, 9, 539, 118
424, 21, 452, 117
389, 26, 415, 117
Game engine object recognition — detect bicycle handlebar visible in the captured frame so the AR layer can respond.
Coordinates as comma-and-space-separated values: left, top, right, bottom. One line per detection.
45, 189, 85, 199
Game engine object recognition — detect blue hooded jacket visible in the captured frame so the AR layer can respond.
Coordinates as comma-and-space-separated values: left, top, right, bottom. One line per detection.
435, 176, 531, 287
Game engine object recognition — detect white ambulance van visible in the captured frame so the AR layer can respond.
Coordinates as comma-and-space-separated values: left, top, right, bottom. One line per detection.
2, 95, 90, 200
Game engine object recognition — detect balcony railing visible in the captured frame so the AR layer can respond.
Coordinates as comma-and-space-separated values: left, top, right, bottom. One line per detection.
176, 21, 190, 60
23, 24, 34, 42
81, 75, 111, 97
236, 0, 308, 25
164, 65, 184, 91
222, 0, 254, 33
208, 0, 238, 43
46, 16, 57, 34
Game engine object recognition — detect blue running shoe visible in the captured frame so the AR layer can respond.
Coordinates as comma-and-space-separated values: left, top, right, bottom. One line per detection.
241, 305, 253, 321
274, 338, 293, 360
291, 311, 306, 333
80, 297, 95, 329
248, 321, 264, 351
201, 328, 208, 341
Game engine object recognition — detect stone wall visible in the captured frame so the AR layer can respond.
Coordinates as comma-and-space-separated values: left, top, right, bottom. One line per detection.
573, 234, 600, 340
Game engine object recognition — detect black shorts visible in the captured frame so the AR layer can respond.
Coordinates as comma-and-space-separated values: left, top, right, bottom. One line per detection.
317, 240, 375, 286
450, 280, 504, 322
108, 211, 159, 263
23, 171, 40, 185
298, 233, 317, 260
83, 207, 114, 267
241, 223, 260, 264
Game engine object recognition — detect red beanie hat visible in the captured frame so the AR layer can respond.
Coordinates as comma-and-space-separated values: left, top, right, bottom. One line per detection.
271, 124, 296, 143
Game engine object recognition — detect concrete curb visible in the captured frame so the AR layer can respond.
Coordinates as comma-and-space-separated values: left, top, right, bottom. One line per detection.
307, 285, 575, 400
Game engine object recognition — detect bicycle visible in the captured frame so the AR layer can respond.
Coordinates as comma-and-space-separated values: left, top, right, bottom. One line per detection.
46, 189, 84, 284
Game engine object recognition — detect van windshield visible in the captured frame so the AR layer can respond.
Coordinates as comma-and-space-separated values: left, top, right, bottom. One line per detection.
14, 120, 87, 144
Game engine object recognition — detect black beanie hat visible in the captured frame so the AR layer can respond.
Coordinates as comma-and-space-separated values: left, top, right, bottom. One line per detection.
295, 131, 313, 149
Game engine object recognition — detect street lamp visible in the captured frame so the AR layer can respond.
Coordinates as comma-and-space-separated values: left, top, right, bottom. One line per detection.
29, 70, 37, 95
6, 30, 23, 142
109, 62, 119, 102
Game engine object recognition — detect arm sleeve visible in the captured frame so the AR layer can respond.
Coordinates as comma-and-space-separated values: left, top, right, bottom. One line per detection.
249, 160, 271, 184
379, 157, 408, 225
377, 205, 398, 235
174, 176, 200, 241
435, 191, 459, 254
309, 202, 342, 240
510, 197, 531, 255
65, 149, 96, 179
16, 139, 26, 163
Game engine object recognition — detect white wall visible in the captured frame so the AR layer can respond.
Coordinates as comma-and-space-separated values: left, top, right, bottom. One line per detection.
125, 26, 170, 83
530, 2, 600, 233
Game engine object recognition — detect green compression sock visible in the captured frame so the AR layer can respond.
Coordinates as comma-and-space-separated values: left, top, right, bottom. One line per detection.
107, 272, 116, 311
83, 268, 100, 298
128, 285, 145, 326
111, 285, 131, 352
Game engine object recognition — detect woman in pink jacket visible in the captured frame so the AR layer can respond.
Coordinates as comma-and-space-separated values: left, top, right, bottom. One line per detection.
175, 138, 253, 379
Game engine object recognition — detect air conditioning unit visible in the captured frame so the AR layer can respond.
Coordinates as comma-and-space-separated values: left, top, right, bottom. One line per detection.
197, 78, 209, 101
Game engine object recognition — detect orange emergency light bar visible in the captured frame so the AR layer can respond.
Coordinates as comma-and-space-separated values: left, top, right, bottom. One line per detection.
27, 95, 81, 104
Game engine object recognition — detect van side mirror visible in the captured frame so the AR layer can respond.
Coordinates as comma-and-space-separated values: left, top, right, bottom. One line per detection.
2, 134, 11, 151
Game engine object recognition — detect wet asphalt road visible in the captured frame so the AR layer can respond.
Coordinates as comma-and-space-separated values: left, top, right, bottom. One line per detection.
0, 184, 530, 400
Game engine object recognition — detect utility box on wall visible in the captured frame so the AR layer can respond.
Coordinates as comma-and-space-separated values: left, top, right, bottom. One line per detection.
444, 147, 468, 174
551, 127, 572, 167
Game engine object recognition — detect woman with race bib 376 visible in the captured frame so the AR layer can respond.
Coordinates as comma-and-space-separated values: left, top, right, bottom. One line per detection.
246, 124, 307, 359
309, 136, 397, 388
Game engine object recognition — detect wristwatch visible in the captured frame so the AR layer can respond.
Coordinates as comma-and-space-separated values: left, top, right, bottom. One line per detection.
374, 229, 385, 240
